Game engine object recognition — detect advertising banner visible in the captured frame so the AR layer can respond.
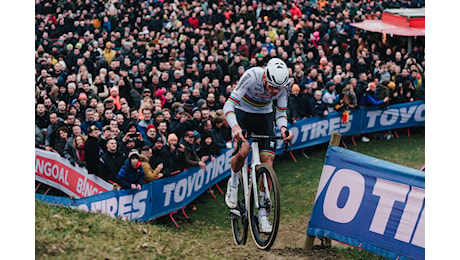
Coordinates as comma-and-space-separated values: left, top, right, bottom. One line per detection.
361, 101, 425, 133
36, 149, 234, 221
35, 149, 113, 198
307, 146, 425, 260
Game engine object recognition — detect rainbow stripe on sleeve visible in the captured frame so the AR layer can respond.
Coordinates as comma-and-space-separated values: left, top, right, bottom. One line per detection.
228, 96, 240, 105
242, 94, 271, 107
276, 105, 287, 112
225, 110, 235, 118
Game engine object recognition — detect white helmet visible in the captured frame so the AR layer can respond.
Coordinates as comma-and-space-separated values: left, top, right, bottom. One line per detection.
264, 58, 290, 89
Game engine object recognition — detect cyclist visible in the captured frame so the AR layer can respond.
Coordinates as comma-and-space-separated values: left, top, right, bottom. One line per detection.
223, 58, 293, 233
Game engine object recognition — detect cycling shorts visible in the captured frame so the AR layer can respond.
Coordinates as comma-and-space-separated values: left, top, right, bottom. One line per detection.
234, 108, 276, 157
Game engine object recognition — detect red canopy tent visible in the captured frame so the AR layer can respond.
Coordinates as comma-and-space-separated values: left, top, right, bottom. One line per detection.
350, 8, 425, 36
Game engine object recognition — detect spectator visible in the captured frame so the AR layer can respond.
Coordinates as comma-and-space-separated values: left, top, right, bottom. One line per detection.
129, 78, 145, 110
169, 106, 191, 139
377, 80, 391, 108
108, 86, 121, 111
36, 103, 50, 133
360, 82, 390, 107
199, 133, 221, 161
140, 146, 163, 183
80, 108, 103, 135
64, 134, 87, 167
403, 78, 417, 102
98, 125, 113, 154
116, 149, 145, 190
312, 90, 329, 117
98, 138, 127, 183
91, 75, 109, 100
322, 81, 338, 112
143, 124, 157, 148
156, 121, 169, 143
200, 119, 226, 149
335, 84, 358, 111
84, 125, 101, 175
390, 82, 408, 105
121, 121, 144, 149
52, 126, 70, 156
182, 131, 207, 170
137, 108, 154, 138
45, 112, 64, 150
163, 133, 184, 176
288, 84, 305, 123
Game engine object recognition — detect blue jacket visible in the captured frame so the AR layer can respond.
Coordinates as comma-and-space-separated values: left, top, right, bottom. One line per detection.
360, 91, 385, 107
80, 119, 103, 135
116, 158, 145, 189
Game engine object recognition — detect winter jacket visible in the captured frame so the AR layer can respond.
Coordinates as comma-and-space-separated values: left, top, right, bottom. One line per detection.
116, 159, 145, 189
84, 136, 100, 175
150, 146, 173, 173
183, 142, 201, 169
140, 155, 161, 183
360, 91, 386, 107
312, 99, 328, 117
80, 119, 103, 135
98, 150, 127, 183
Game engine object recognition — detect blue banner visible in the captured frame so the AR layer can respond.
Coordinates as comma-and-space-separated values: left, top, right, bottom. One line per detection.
361, 101, 425, 133
307, 146, 425, 260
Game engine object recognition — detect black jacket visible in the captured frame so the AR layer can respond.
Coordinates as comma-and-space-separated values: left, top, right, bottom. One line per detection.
98, 150, 127, 183
150, 146, 172, 171
84, 136, 100, 175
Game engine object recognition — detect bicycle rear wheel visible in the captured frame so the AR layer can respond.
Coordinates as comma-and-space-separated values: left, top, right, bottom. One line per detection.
248, 163, 280, 250
230, 174, 248, 245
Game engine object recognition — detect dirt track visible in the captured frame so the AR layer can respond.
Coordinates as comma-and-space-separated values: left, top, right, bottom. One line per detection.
218, 214, 346, 260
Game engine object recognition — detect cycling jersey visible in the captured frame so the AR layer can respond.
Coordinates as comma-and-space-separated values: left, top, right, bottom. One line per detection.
223, 67, 291, 130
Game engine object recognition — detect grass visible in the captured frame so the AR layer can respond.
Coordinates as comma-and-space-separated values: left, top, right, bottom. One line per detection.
36, 131, 424, 259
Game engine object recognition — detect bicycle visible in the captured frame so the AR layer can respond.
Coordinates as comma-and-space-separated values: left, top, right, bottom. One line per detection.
229, 131, 290, 250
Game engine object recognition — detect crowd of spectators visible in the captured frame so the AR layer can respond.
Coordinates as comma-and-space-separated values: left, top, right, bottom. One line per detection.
35, 0, 425, 188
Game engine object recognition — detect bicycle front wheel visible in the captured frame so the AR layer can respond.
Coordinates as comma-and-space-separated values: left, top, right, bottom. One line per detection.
230, 174, 248, 245
248, 163, 281, 250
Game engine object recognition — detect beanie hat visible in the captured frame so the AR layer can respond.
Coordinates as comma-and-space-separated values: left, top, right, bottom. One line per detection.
291, 84, 300, 92
147, 124, 156, 131
110, 86, 119, 93
128, 149, 140, 159
167, 133, 178, 143
78, 92, 88, 100
193, 130, 201, 140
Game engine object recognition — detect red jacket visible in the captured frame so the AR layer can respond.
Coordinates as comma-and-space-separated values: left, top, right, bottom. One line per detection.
188, 17, 199, 28
290, 6, 302, 18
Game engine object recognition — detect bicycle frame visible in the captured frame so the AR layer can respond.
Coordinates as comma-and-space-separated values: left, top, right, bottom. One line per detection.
229, 139, 262, 217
